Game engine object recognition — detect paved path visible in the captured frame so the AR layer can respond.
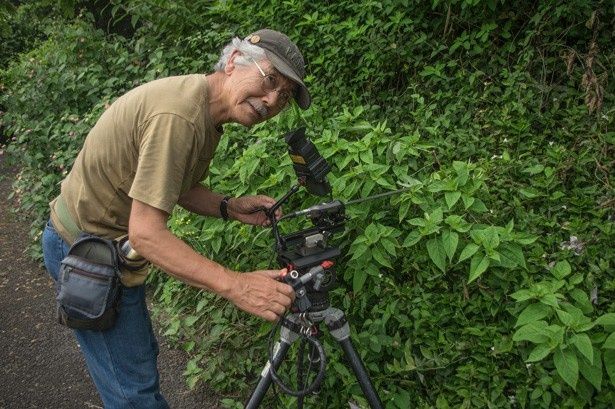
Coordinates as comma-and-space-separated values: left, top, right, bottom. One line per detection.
0, 153, 221, 408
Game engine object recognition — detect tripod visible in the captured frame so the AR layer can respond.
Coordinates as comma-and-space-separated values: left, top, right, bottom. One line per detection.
245, 129, 385, 407
245, 304, 384, 408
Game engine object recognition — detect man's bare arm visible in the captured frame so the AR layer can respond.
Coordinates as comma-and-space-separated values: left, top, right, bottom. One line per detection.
177, 185, 224, 217
128, 198, 294, 321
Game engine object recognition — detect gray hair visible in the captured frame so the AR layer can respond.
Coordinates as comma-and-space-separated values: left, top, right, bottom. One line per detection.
213, 37, 267, 71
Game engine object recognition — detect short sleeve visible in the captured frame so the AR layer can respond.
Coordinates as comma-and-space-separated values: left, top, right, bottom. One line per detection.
129, 114, 197, 214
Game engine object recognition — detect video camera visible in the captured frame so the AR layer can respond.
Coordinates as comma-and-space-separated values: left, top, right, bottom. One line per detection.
265, 127, 345, 312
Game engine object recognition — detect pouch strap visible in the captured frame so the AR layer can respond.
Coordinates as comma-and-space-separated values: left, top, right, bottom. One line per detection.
55, 194, 81, 240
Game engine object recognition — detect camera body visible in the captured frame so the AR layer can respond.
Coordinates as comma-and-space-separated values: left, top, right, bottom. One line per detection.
277, 201, 345, 312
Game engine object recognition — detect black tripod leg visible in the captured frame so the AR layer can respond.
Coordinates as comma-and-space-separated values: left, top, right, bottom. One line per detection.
338, 337, 384, 409
244, 340, 291, 409
324, 309, 384, 409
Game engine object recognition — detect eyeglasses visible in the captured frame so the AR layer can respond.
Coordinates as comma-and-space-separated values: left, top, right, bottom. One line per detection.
252, 59, 293, 108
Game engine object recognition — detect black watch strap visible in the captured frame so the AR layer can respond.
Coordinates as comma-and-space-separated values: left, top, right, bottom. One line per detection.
220, 196, 232, 221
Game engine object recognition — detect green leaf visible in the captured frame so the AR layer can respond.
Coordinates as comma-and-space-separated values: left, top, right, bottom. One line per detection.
556, 309, 574, 326
427, 207, 444, 224
381, 238, 397, 257
392, 390, 412, 409
551, 260, 572, 279
527, 343, 553, 362
570, 333, 594, 364
569, 289, 593, 314
435, 394, 449, 409
131, 14, 140, 28
364, 223, 379, 244
510, 289, 533, 302
595, 313, 615, 331
184, 315, 199, 327
409, 218, 426, 227
515, 303, 551, 327
579, 348, 602, 391
468, 252, 489, 283
445, 217, 472, 233
361, 179, 376, 197
196, 298, 208, 313
427, 180, 447, 193
470, 198, 488, 213
398, 201, 411, 222
540, 294, 559, 308
458, 242, 479, 263
441, 230, 458, 261
163, 319, 180, 336
452, 161, 469, 184
513, 321, 550, 344
359, 148, 373, 164
519, 188, 541, 198
604, 350, 615, 387
554, 347, 579, 390
523, 164, 544, 175
372, 247, 392, 268
515, 234, 539, 245
350, 243, 369, 260
462, 195, 475, 209
426, 239, 446, 273
545, 324, 565, 344
402, 231, 422, 247
603, 333, 615, 350
445, 191, 461, 209
353, 268, 367, 293
498, 243, 526, 269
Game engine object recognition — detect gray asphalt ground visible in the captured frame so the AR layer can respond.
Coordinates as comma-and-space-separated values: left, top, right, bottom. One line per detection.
0, 152, 221, 408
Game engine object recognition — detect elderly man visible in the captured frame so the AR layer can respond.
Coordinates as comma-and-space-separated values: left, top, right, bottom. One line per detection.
41, 29, 308, 408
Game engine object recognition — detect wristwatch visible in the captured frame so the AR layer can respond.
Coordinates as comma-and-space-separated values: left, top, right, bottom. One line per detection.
220, 196, 232, 221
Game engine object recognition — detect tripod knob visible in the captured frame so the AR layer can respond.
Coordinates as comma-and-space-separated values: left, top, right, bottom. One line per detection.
313, 272, 325, 291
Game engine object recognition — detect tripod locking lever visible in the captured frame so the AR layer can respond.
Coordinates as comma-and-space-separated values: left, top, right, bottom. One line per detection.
281, 261, 335, 313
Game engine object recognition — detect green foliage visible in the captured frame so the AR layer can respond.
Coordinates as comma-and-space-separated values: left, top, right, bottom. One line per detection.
1, 2, 48, 69
1, 0, 614, 407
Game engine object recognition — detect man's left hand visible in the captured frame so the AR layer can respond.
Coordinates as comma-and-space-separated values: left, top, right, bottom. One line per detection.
227, 195, 281, 226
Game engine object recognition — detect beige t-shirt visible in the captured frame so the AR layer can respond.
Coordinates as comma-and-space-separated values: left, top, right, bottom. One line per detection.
50, 74, 222, 286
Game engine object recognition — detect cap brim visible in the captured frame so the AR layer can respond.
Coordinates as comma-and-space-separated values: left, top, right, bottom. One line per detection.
264, 50, 311, 109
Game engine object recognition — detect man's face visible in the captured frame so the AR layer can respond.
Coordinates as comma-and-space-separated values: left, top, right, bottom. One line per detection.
224, 54, 296, 127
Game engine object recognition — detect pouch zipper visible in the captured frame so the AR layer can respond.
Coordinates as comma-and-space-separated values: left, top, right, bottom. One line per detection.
66, 266, 112, 283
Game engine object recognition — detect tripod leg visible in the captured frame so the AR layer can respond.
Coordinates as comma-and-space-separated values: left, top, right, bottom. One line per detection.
324, 309, 384, 409
245, 315, 303, 408
338, 337, 383, 409
244, 340, 291, 409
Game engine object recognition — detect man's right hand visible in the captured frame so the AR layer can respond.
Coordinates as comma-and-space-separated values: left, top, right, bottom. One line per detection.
225, 269, 295, 322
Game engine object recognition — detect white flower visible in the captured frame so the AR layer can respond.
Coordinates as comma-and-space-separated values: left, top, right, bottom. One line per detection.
560, 235, 584, 255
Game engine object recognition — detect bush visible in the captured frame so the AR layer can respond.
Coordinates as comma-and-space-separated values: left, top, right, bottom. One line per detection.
1, 0, 614, 407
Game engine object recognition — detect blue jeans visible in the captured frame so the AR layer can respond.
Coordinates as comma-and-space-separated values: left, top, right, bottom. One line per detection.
42, 220, 169, 409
